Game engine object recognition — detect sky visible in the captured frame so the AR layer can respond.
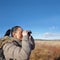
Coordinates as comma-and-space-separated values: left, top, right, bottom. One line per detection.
0, 0, 60, 39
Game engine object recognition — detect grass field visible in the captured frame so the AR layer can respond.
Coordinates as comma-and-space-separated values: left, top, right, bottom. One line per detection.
30, 40, 60, 60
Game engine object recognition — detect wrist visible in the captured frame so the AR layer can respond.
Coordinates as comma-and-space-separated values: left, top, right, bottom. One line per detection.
22, 35, 29, 41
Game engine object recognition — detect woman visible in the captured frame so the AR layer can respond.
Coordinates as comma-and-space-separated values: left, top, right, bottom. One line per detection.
3, 26, 35, 60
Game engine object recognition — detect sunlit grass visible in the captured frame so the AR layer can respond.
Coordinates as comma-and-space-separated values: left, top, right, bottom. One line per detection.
30, 40, 60, 60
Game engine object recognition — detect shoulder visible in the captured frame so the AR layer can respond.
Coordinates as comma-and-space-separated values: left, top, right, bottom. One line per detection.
3, 40, 21, 51
3, 42, 13, 50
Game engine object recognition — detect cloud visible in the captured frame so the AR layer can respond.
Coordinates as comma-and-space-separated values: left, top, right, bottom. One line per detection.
32, 32, 40, 35
32, 32, 41, 39
42, 32, 60, 38
49, 26, 56, 30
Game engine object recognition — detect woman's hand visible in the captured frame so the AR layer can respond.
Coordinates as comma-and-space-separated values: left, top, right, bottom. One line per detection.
22, 30, 29, 36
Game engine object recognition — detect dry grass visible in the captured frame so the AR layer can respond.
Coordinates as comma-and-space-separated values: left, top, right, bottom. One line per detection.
30, 40, 60, 60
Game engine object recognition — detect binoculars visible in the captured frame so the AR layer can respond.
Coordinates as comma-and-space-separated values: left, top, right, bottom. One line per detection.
28, 31, 32, 36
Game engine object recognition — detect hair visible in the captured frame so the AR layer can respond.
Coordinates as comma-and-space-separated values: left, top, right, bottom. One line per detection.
4, 29, 11, 36
4, 26, 23, 37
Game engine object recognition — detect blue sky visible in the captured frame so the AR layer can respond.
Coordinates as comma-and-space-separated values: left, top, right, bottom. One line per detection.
0, 0, 60, 39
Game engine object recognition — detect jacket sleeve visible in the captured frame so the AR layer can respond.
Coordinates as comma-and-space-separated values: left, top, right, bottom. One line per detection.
3, 35, 31, 60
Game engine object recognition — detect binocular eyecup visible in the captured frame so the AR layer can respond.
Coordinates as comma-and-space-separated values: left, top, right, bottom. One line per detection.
28, 31, 32, 36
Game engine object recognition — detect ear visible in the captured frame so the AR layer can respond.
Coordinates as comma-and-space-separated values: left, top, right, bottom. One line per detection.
12, 32, 16, 37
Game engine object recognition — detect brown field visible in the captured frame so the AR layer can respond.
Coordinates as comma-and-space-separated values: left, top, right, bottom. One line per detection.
29, 40, 60, 60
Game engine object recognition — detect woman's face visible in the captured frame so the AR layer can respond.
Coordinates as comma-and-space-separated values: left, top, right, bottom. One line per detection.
13, 28, 23, 40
